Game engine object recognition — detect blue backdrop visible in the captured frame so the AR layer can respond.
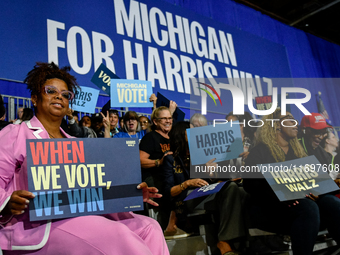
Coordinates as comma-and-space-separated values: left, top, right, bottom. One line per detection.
1, 0, 339, 124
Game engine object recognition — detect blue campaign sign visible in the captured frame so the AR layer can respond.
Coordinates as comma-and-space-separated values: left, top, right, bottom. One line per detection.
91, 64, 120, 95
0, 0, 291, 117
71, 86, 100, 114
187, 122, 243, 165
260, 155, 339, 201
184, 181, 228, 201
26, 138, 143, 221
110, 79, 153, 108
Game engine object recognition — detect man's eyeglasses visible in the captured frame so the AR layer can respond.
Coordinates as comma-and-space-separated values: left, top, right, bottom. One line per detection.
157, 117, 173, 121
44, 85, 74, 101
141, 121, 149, 124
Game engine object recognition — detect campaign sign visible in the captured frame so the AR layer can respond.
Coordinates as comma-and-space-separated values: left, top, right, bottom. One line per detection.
156, 92, 185, 122
260, 155, 339, 201
26, 138, 143, 221
91, 64, 120, 95
187, 122, 243, 165
71, 86, 100, 114
184, 181, 228, 201
110, 79, 153, 108
255, 95, 272, 110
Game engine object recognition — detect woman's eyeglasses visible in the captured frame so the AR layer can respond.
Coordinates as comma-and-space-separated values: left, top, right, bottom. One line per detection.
44, 85, 74, 101
157, 117, 173, 121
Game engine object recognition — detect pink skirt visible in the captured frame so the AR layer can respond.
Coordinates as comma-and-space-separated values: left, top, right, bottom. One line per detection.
4, 212, 169, 255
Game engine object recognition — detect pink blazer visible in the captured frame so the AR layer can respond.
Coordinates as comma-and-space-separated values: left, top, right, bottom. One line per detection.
0, 116, 72, 251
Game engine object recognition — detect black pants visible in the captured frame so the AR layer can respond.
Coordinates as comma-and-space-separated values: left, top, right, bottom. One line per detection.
186, 182, 249, 242
249, 194, 340, 254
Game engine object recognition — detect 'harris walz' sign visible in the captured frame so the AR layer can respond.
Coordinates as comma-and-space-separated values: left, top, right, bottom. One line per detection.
71, 86, 99, 114
187, 122, 243, 165
26, 138, 143, 221
260, 155, 339, 201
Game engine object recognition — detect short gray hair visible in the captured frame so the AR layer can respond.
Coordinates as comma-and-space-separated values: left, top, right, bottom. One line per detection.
190, 113, 207, 127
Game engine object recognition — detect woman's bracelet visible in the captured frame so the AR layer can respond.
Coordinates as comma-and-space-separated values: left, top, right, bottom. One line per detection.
180, 182, 186, 191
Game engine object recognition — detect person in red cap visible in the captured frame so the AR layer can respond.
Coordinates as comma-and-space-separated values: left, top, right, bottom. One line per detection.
299, 113, 333, 165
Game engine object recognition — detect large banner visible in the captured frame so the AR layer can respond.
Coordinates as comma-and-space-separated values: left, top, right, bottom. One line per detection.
26, 138, 143, 221
0, 0, 291, 115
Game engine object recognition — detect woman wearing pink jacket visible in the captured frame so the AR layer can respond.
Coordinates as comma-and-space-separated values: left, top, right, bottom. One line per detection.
0, 62, 169, 255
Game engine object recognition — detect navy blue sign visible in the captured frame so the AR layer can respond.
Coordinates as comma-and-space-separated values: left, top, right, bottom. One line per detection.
91, 64, 120, 95
26, 138, 143, 221
156, 92, 185, 121
260, 155, 339, 201
184, 181, 228, 201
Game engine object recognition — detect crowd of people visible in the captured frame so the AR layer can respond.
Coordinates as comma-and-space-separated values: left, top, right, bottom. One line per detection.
1, 62, 340, 255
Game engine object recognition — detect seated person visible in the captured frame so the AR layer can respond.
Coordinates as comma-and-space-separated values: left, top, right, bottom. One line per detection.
299, 113, 332, 165
163, 121, 249, 254
0, 61, 169, 255
244, 108, 340, 255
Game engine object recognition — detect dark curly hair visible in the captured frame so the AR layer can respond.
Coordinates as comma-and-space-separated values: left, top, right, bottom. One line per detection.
24, 62, 79, 96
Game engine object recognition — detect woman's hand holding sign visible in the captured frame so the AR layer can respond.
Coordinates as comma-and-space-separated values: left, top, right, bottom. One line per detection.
185, 178, 209, 188
149, 93, 157, 109
286, 200, 300, 207
4, 190, 35, 215
334, 179, 340, 187
169, 100, 177, 115
306, 193, 319, 202
239, 151, 250, 161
